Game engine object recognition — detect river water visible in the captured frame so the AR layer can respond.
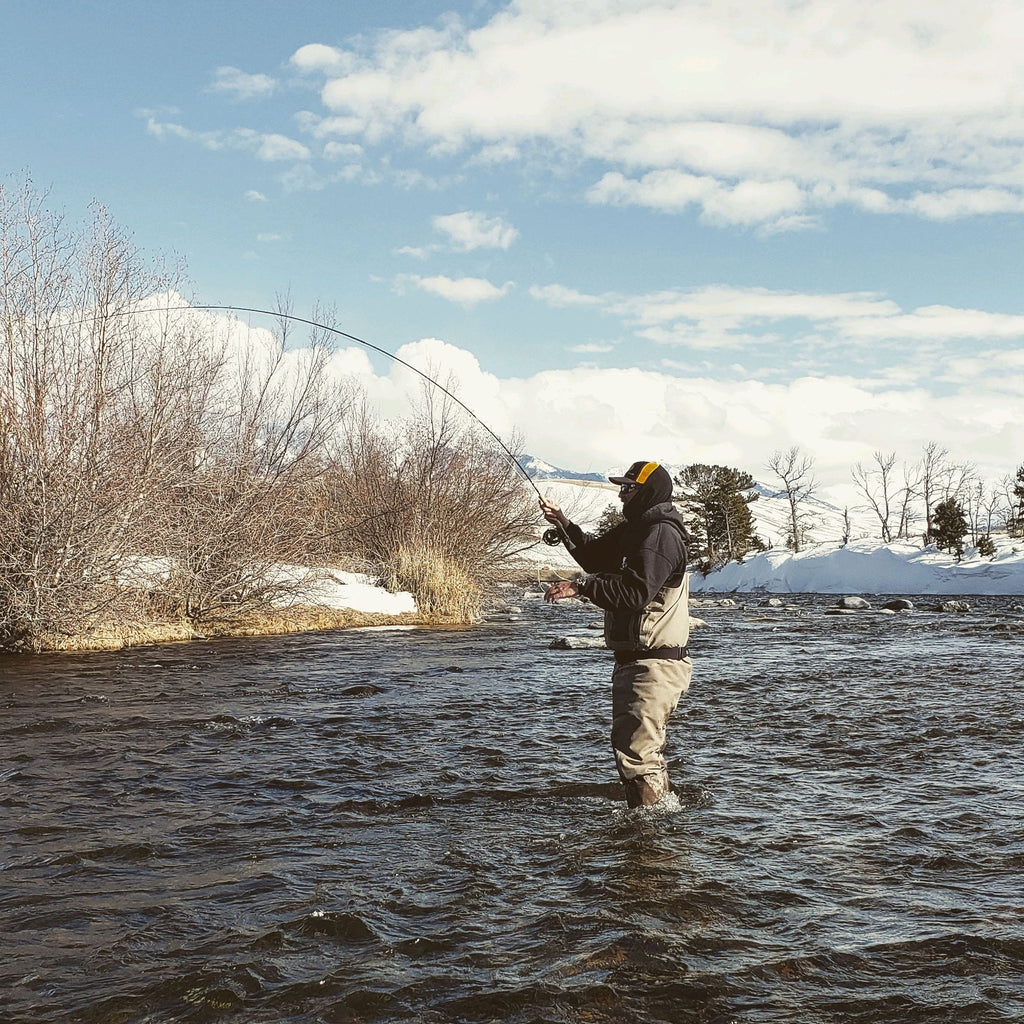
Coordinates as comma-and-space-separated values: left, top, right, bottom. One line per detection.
2, 590, 1023, 1024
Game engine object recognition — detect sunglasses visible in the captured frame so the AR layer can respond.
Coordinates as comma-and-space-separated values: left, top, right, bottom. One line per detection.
618, 483, 638, 495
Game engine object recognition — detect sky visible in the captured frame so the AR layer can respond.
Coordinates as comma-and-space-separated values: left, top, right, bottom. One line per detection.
3, 0, 1023, 502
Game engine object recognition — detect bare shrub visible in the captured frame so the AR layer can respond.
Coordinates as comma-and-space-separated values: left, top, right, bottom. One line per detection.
0, 182, 353, 648
0, 181, 193, 649
324, 384, 536, 620
141, 313, 352, 623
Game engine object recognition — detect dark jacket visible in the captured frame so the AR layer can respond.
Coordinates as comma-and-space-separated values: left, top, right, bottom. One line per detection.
563, 500, 691, 653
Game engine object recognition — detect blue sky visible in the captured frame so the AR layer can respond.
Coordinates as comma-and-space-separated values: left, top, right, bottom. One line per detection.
3, 0, 1023, 498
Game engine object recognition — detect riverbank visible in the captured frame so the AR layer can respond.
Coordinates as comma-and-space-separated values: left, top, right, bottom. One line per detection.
27, 605, 431, 655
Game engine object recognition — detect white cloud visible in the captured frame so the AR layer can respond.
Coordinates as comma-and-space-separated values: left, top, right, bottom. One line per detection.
323, 141, 364, 161
245, 189, 267, 202
209, 66, 276, 101
291, 0, 1024, 228
569, 342, 615, 354
279, 164, 326, 192
290, 44, 353, 75
432, 210, 519, 250
181, 304, 1021, 496
530, 284, 604, 308
355, 352, 1016, 493
395, 245, 432, 259
403, 274, 514, 305
528, 281, 1024, 356
248, 132, 311, 161
145, 118, 310, 162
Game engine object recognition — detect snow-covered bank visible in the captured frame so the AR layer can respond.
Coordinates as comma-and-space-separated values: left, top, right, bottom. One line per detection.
689, 538, 1024, 596
285, 569, 417, 614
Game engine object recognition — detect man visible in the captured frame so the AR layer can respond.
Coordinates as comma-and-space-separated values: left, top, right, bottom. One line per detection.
542, 461, 692, 808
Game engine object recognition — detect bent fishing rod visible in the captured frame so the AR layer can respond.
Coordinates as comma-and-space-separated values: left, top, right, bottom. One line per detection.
72, 302, 570, 545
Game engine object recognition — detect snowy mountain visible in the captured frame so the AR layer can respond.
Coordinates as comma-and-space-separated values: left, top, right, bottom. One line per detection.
518, 455, 606, 483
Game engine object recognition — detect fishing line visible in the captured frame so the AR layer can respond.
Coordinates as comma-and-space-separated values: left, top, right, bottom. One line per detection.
72, 301, 547, 502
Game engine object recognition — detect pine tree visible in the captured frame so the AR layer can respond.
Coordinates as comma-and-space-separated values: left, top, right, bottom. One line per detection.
595, 502, 624, 535
932, 497, 969, 559
1010, 464, 1024, 538
675, 465, 762, 572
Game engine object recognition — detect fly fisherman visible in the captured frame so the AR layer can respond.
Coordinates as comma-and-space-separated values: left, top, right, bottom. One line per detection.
541, 461, 692, 808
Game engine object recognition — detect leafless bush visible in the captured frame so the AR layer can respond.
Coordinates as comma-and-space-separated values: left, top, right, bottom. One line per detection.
143, 319, 351, 623
0, 182, 353, 648
0, 181, 192, 649
324, 384, 536, 619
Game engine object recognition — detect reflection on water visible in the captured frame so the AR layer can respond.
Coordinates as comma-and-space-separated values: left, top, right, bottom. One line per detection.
2, 592, 1023, 1023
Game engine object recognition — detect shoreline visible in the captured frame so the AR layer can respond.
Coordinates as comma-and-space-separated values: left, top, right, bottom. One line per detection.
1, 605, 442, 658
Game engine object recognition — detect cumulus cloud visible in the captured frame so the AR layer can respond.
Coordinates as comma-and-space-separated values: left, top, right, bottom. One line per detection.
403, 274, 514, 305
432, 211, 519, 250
209, 66, 276, 100
290, 43, 354, 75
181, 304, 1020, 501
334, 343, 1019, 495
288, 0, 1024, 228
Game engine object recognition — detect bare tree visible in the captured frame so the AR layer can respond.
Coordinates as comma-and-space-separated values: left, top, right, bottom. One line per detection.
851, 450, 898, 542
766, 446, 818, 553
895, 461, 921, 540
918, 442, 948, 544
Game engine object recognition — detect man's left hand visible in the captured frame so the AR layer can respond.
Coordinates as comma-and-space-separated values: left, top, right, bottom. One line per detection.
544, 580, 579, 602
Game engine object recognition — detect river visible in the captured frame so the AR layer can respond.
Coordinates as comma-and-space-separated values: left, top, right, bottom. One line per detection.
2, 590, 1023, 1023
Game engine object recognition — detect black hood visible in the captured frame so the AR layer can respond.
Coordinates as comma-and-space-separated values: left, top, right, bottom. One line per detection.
622, 464, 674, 522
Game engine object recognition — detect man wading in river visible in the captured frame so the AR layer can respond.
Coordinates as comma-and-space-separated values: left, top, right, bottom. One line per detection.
542, 461, 692, 808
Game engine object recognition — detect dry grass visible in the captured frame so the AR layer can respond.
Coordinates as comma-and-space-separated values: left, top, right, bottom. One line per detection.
29, 604, 437, 654
383, 544, 482, 622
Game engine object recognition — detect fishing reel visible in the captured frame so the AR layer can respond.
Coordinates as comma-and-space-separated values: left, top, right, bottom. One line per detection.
543, 526, 563, 546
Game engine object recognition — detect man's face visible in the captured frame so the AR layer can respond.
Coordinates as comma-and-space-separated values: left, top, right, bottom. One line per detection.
618, 482, 639, 506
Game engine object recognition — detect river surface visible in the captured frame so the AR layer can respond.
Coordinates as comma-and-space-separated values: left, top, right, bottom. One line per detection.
2, 591, 1023, 1024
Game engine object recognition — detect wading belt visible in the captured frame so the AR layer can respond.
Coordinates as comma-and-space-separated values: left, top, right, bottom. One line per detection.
614, 646, 689, 664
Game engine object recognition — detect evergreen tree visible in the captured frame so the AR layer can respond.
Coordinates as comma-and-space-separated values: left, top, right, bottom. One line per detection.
932, 497, 969, 559
675, 464, 762, 572
595, 502, 624, 535
1010, 464, 1024, 538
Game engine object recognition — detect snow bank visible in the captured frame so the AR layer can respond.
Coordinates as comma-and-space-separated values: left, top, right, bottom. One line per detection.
689, 538, 1024, 595
282, 569, 417, 614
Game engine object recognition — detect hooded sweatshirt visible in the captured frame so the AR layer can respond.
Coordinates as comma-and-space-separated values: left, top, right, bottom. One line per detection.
562, 465, 691, 653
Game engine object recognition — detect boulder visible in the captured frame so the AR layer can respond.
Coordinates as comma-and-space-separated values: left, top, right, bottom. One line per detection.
882, 599, 914, 611
760, 597, 786, 607
549, 635, 607, 650
836, 596, 871, 610
935, 600, 971, 613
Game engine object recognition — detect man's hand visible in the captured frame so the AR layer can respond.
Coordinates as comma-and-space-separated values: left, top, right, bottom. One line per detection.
544, 580, 579, 602
539, 496, 569, 527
